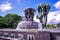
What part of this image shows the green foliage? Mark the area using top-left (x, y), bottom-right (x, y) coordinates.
top-left (0, 14), bottom-right (22, 29)
top-left (46, 24), bottom-right (57, 29)
top-left (0, 16), bottom-right (7, 28)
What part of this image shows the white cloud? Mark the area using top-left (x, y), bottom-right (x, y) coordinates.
top-left (53, 1), bottom-right (60, 9)
top-left (0, 3), bottom-right (12, 12)
top-left (33, 16), bottom-right (40, 22)
top-left (47, 10), bottom-right (60, 24)
top-left (33, 10), bottom-right (60, 24)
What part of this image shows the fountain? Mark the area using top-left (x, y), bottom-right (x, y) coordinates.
top-left (16, 8), bottom-right (39, 29)
top-left (16, 3), bottom-right (50, 30)
top-left (1, 3), bottom-right (60, 40)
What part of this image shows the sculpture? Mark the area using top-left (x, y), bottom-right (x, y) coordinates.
top-left (24, 8), bottom-right (36, 21)
top-left (16, 8), bottom-right (38, 29)
top-left (37, 3), bottom-right (50, 29)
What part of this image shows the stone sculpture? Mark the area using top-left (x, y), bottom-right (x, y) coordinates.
top-left (16, 8), bottom-right (38, 29)
top-left (37, 3), bottom-right (50, 29)
top-left (24, 8), bottom-right (35, 21)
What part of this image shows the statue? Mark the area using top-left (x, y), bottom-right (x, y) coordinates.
top-left (24, 8), bottom-right (36, 21)
top-left (37, 3), bottom-right (50, 29)
top-left (16, 8), bottom-right (38, 29)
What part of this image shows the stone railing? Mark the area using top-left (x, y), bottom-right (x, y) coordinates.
top-left (0, 29), bottom-right (60, 40)
top-left (0, 29), bottom-right (50, 40)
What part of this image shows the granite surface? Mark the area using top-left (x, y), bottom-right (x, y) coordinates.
top-left (16, 21), bottom-right (38, 29)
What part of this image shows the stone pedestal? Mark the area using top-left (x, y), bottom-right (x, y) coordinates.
top-left (0, 29), bottom-right (50, 40)
top-left (38, 30), bottom-right (50, 40)
top-left (16, 21), bottom-right (38, 29)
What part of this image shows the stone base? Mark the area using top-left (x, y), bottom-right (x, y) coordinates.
top-left (16, 21), bottom-right (38, 29)
top-left (0, 29), bottom-right (50, 40)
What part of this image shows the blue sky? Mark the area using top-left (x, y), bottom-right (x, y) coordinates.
top-left (0, 0), bottom-right (60, 24)
top-left (0, 0), bottom-right (58, 16)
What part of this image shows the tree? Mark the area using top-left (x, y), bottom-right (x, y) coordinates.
top-left (0, 16), bottom-right (7, 28)
top-left (4, 14), bottom-right (22, 28)
top-left (0, 14), bottom-right (22, 29)
top-left (46, 24), bottom-right (57, 29)
top-left (0, 16), bottom-right (2, 18)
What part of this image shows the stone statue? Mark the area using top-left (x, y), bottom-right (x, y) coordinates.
top-left (37, 3), bottom-right (50, 29)
top-left (16, 8), bottom-right (38, 29)
top-left (24, 8), bottom-right (36, 21)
